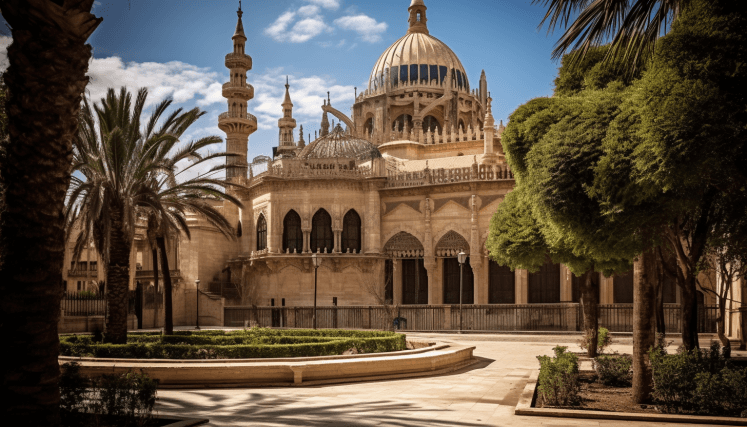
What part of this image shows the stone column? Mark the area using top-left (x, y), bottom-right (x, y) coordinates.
top-left (473, 256), bottom-right (488, 304)
top-left (302, 229), bottom-right (311, 254)
top-left (560, 264), bottom-right (574, 302)
top-left (393, 259), bottom-right (403, 305)
top-left (515, 269), bottom-right (528, 304)
top-left (365, 184), bottom-right (382, 254)
top-left (425, 256), bottom-right (438, 305)
top-left (332, 229), bottom-right (342, 253)
top-left (600, 275), bottom-right (614, 305)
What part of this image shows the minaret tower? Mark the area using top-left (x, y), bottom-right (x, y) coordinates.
top-left (479, 70), bottom-right (488, 111)
top-left (408, 0), bottom-right (429, 35)
top-left (218, 2), bottom-right (257, 180)
top-left (276, 77), bottom-right (297, 156)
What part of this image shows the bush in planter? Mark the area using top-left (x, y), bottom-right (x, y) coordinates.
top-left (579, 327), bottom-right (612, 355)
top-left (592, 353), bottom-right (632, 386)
top-left (60, 362), bottom-right (158, 427)
top-left (649, 342), bottom-right (747, 416)
top-left (537, 346), bottom-right (580, 406)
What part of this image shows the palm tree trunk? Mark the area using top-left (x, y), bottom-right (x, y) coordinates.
top-left (580, 269), bottom-right (599, 357)
top-left (0, 1), bottom-right (100, 424)
top-left (106, 205), bottom-right (132, 344)
top-left (157, 236), bottom-right (174, 335)
top-left (151, 245), bottom-right (159, 328)
top-left (633, 249), bottom-right (657, 404)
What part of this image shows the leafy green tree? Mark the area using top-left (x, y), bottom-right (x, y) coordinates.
top-left (0, 1), bottom-right (101, 425)
top-left (66, 87), bottom-right (240, 343)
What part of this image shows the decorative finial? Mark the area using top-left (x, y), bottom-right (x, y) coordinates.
top-left (327, 91), bottom-right (331, 104)
top-left (286, 75), bottom-right (289, 87)
top-left (238, 0), bottom-right (243, 18)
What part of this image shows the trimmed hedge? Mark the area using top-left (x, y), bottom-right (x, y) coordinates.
top-left (60, 329), bottom-right (407, 360)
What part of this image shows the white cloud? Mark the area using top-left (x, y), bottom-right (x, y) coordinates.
top-left (304, 0), bottom-right (340, 10)
top-left (85, 56), bottom-right (224, 108)
top-left (264, 8), bottom-right (331, 43)
top-left (334, 15), bottom-right (387, 43)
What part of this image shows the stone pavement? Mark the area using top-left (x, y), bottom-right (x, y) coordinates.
top-left (155, 333), bottom-right (736, 426)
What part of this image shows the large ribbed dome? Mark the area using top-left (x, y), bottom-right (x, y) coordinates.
top-left (368, 32), bottom-right (469, 92)
top-left (300, 124), bottom-right (382, 161)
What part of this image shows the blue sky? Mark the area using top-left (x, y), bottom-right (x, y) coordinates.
top-left (0, 0), bottom-right (562, 171)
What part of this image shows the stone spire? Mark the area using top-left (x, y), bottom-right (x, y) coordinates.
top-left (298, 125), bottom-right (306, 148)
top-left (408, 0), bottom-right (429, 35)
top-left (483, 95), bottom-right (497, 160)
top-left (218, 2), bottom-right (256, 180)
top-left (277, 76), bottom-right (297, 154)
top-left (320, 106), bottom-right (330, 137)
top-left (479, 70), bottom-right (488, 111)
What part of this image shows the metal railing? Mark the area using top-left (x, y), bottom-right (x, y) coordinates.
top-left (225, 303), bottom-right (720, 333)
top-left (61, 291), bottom-right (106, 316)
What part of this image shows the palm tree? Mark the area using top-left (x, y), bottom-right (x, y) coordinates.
top-left (535, 0), bottom-right (683, 65)
top-left (66, 87), bottom-right (238, 343)
top-left (142, 135), bottom-right (242, 335)
top-left (0, 1), bottom-right (101, 424)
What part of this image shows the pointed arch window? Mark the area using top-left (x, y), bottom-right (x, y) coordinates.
top-left (310, 209), bottom-right (333, 253)
top-left (283, 210), bottom-right (303, 253)
top-left (256, 215), bottom-right (267, 251)
top-left (342, 210), bottom-right (361, 253)
top-left (236, 221), bottom-right (243, 238)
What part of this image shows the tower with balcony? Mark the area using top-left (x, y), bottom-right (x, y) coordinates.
top-left (275, 77), bottom-right (297, 157)
top-left (219, 3), bottom-right (257, 180)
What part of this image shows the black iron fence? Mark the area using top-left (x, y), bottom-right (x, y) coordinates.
top-left (61, 291), bottom-right (138, 317)
top-left (225, 303), bottom-right (719, 333)
top-left (61, 291), bottom-right (106, 316)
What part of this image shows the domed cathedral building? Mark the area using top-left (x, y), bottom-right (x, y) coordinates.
top-left (157, 1), bottom-right (700, 323)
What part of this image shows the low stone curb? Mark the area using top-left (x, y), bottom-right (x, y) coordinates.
top-left (61, 343), bottom-right (476, 389)
top-left (515, 369), bottom-right (747, 426)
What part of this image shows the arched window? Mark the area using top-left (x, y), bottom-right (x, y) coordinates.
top-left (341, 210), bottom-right (361, 253)
top-left (256, 215), bottom-right (267, 251)
top-left (310, 209), bottom-right (333, 253)
top-left (363, 118), bottom-right (374, 136)
top-left (422, 115), bottom-right (442, 134)
top-left (528, 258), bottom-right (560, 303)
top-left (458, 119), bottom-right (466, 131)
top-left (283, 210), bottom-right (303, 253)
top-left (236, 221), bottom-right (243, 238)
top-left (393, 114), bottom-right (413, 132)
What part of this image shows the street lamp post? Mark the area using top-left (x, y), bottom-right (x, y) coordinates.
top-left (311, 253), bottom-right (321, 329)
top-left (195, 279), bottom-right (201, 330)
top-left (457, 251), bottom-right (467, 333)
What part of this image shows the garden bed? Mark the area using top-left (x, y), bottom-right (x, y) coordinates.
top-left (60, 329), bottom-right (406, 359)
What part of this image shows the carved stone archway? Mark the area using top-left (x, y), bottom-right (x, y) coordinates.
top-left (435, 230), bottom-right (469, 257)
top-left (384, 231), bottom-right (424, 258)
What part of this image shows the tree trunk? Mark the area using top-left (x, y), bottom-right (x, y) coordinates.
top-left (150, 245), bottom-right (159, 328)
top-left (0, 1), bottom-right (100, 424)
top-left (654, 255), bottom-right (666, 335)
top-left (680, 275), bottom-right (700, 350)
top-left (106, 205), bottom-right (132, 344)
top-left (157, 236), bottom-right (174, 335)
top-left (717, 293), bottom-right (730, 351)
top-left (741, 277), bottom-right (747, 351)
top-left (633, 249), bottom-right (657, 404)
top-left (580, 270), bottom-right (599, 357)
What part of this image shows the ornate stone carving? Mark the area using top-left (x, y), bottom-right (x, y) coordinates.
top-left (383, 232), bottom-right (424, 258)
top-left (435, 230), bottom-right (470, 257)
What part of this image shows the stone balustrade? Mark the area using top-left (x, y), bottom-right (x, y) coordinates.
top-left (385, 162), bottom-right (513, 188)
top-left (219, 111), bottom-right (257, 122)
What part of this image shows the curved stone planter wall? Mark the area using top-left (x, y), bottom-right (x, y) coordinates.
top-left (59, 343), bottom-right (476, 388)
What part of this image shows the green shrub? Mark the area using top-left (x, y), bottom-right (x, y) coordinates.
top-left (537, 346), bottom-right (580, 406)
top-left (649, 342), bottom-right (747, 416)
top-left (579, 327), bottom-right (612, 354)
top-left (59, 329), bottom-right (407, 359)
top-left (593, 354), bottom-right (632, 386)
top-left (60, 362), bottom-right (158, 427)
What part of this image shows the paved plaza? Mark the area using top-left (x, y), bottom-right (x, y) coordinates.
top-left (156, 333), bottom-right (739, 426)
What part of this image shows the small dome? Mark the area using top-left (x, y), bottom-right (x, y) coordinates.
top-left (299, 124), bottom-right (382, 161)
